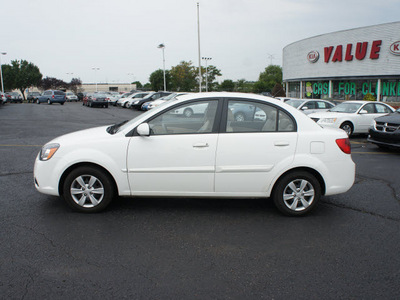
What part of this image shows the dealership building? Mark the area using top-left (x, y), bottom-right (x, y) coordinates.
top-left (282, 21), bottom-right (400, 103)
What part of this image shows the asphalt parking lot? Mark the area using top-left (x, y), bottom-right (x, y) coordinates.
top-left (1, 102), bottom-right (399, 299)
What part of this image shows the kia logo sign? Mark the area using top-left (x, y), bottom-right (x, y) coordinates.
top-left (307, 51), bottom-right (319, 63)
top-left (390, 41), bottom-right (400, 55)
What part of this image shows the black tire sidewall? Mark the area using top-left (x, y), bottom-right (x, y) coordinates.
top-left (272, 171), bottom-right (321, 216)
top-left (62, 166), bottom-right (115, 213)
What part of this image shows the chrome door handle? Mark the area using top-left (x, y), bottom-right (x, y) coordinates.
top-left (193, 143), bottom-right (209, 148)
top-left (274, 141), bottom-right (290, 146)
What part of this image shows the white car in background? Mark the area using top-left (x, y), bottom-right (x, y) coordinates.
top-left (285, 99), bottom-right (336, 115)
top-left (116, 92), bottom-right (134, 106)
top-left (66, 92), bottom-right (79, 102)
top-left (308, 101), bottom-right (395, 136)
top-left (34, 92), bottom-right (355, 216)
top-left (124, 92), bottom-right (151, 108)
top-left (145, 92), bottom-right (188, 110)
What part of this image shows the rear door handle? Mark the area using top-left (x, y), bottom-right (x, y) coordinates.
top-left (193, 143), bottom-right (209, 148)
top-left (274, 141), bottom-right (290, 147)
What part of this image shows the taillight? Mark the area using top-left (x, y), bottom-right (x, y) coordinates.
top-left (52, 95), bottom-right (55, 99)
top-left (336, 138), bottom-right (351, 154)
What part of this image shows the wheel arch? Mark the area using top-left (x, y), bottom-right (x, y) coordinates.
top-left (271, 167), bottom-right (326, 196)
top-left (58, 162), bottom-right (119, 197)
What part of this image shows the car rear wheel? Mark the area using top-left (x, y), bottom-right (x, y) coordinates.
top-left (36, 99), bottom-right (40, 104)
top-left (62, 166), bottom-right (115, 213)
top-left (272, 171), bottom-right (321, 216)
top-left (47, 99), bottom-right (52, 105)
top-left (340, 122), bottom-right (353, 136)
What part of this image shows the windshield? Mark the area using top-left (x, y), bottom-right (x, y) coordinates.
top-left (330, 102), bottom-right (362, 113)
top-left (161, 93), bottom-right (178, 101)
top-left (286, 99), bottom-right (304, 108)
top-left (115, 109), bottom-right (155, 134)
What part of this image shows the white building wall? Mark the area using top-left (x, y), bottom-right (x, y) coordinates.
top-left (283, 22), bottom-right (400, 81)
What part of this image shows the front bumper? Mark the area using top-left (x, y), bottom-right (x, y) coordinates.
top-left (368, 128), bottom-right (400, 149)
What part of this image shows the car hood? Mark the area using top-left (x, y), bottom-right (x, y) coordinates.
top-left (374, 112), bottom-right (400, 123)
top-left (308, 111), bottom-right (354, 118)
top-left (48, 126), bottom-right (111, 145)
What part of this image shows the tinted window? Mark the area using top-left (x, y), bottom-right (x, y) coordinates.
top-left (54, 91), bottom-right (65, 96)
top-left (362, 103), bottom-right (375, 114)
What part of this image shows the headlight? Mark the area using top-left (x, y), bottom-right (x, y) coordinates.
top-left (319, 118), bottom-right (337, 124)
top-left (40, 143), bottom-right (60, 161)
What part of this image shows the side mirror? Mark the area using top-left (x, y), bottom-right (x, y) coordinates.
top-left (359, 109), bottom-right (368, 114)
top-left (136, 123), bottom-right (150, 136)
top-left (301, 106), bottom-right (309, 110)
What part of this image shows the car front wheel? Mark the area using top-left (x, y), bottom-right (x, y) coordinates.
top-left (340, 122), bottom-right (353, 136)
top-left (62, 166), bottom-right (115, 213)
top-left (272, 171), bottom-right (321, 216)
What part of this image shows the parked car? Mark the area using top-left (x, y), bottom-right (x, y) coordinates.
top-left (130, 92), bottom-right (171, 110)
top-left (122, 92), bottom-right (150, 108)
top-left (6, 92), bottom-right (22, 103)
top-left (105, 93), bottom-right (122, 106)
top-left (285, 99), bottom-right (336, 115)
top-left (143, 93), bottom-right (188, 110)
top-left (34, 92), bottom-right (355, 216)
top-left (66, 92), bottom-right (79, 102)
top-left (77, 93), bottom-right (85, 101)
top-left (84, 93), bottom-right (109, 108)
top-left (0, 92), bottom-right (4, 105)
top-left (308, 101), bottom-right (395, 136)
top-left (115, 92), bottom-right (134, 106)
top-left (27, 92), bottom-right (41, 103)
top-left (36, 90), bottom-right (66, 105)
top-left (367, 108), bottom-right (400, 149)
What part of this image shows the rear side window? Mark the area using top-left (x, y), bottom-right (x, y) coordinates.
top-left (375, 104), bottom-right (392, 113)
top-left (226, 100), bottom-right (296, 133)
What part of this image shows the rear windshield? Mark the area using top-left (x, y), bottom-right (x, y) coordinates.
top-left (55, 91), bottom-right (65, 96)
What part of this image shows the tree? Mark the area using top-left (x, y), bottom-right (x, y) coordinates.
top-left (234, 79), bottom-right (255, 93)
top-left (3, 60), bottom-right (42, 100)
top-left (170, 61), bottom-right (197, 91)
top-left (195, 65), bottom-right (222, 91)
top-left (149, 69), bottom-right (171, 91)
top-left (40, 77), bottom-right (68, 91)
top-left (219, 79), bottom-right (235, 92)
top-left (271, 83), bottom-right (286, 97)
top-left (133, 81), bottom-right (142, 89)
top-left (69, 78), bottom-right (82, 94)
top-left (254, 65), bottom-right (282, 93)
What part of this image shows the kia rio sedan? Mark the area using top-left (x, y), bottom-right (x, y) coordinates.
top-left (34, 92), bottom-right (355, 216)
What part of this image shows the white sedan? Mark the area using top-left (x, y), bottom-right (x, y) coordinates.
top-left (285, 99), bottom-right (335, 115)
top-left (34, 92), bottom-right (355, 216)
top-left (308, 101), bottom-right (395, 136)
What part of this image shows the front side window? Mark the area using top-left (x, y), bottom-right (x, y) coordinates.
top-left (148, 100), bottom-right (219, 135)
top-left (226, 100), bottom-right (295, 133)
top-left (362, 103), bottom-right (375, 114)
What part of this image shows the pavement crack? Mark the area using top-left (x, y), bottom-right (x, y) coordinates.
top-left (322, 200), bottom-right (400, 222)
top-left (355, 174), bottom-right (400, 204)
top-left (0, 171), bottom-right (33, 177)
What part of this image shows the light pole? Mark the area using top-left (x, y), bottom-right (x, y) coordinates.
top-left (0, 52), bottom-right (7, 94)
top-left (157, 44), bottom-right (166, 91)
top-left (197, 2), bottom-right (202, 92)
top-left (92, 68), bottom-right (99, 92)
top-left (202, 57), bottom-right (212, 92)
top-left (128, 73), bottom-right (134, 91)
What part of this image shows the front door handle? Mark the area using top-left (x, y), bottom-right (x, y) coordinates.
top-left (193, 143), bottom-right (209, 148)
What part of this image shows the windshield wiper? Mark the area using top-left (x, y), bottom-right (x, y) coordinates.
top-left (107, 120), bottom-right (129, 134)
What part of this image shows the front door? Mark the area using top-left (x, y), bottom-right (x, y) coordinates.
top-left (127, 99), bottom-right (221, 196)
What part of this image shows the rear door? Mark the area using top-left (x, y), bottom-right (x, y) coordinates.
top-left (215, 98), bottom-right (298, 196)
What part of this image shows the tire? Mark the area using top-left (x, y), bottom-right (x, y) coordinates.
top-left (183, 108), bottom-right (193, 118)
top-left (340, 122), bottom-right (353, 137)
top-left (234, 112), bottom-right (245, 122)
top-left (37, 99), bottom-right (40, 104)
top-left (61, 102), bottom-right (64, 105)
top-left (47, 99), bottom-right (52, 105)
top-left (62, 166), bottom-right (115, 213)
top-left (272, 171), bottom-right (321, 216)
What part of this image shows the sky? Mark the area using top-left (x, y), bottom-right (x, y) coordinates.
top-left (1, 0), bottom-right (400, 85)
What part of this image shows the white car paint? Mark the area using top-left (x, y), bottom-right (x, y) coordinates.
top-left (308, 101), bottom-right (395, 135)
top-left (34, 92), bottom-right (355, 215)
